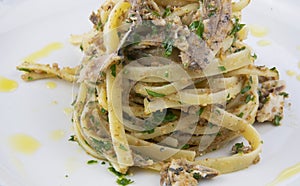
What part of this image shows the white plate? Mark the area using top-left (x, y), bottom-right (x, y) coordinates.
top-left (1, 0), bottom-right (300, 185)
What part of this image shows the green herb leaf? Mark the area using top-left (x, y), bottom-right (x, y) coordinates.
top-left (110, 64), bottom-right (117, 77)
top-left (279, 92), bottom-right (289, 98)
top-left (237, 112), bottom-right (244, 118)
top-left (18, 68), bottom-right (32, 73)
top-left (163, 111), bottom-right (177, 122)
top-left (273, 115), bottom-right (282, 126)
top-left (152, 11), bottom-right (160, 17)
top-left (163, 7), bottom-right (172, 17)
top-left (235, 46), bottom-right (246, 53)
top-left (241, 85), bottom-right (251, 94)
top-left (193, 172), bottom-right (201, 180)
top-left (197, 108), bottom-right (204, 116)
top-left (181, 144), bottom-right (190, 150)
top-left (145, 89), bottom-right (166, 97)
top-left (162, 38), bottom-right (174, 57)
top-left (189, 21), bottom-right (204, 39)
top-left (143, 128), bottom-right (155, 134)
top-left (233, 142), bottom-right (245, 153)
top-left (68, 135), bottom-right (76, 142)
top-left (251, 53), bottom-right (258, 60)
top-left (119, 144), bottom-right (128, 151)
top-left (245, 94), bottom-right (254, 103)
top-left (87, 160), bottom-right (98, 165)
top-left (80, 44), bottom-right (84, 51)
top-left (218, 66), bottom-right (227, 71)
top-left (108, 166), bottom-right (127, 177)
top-left (230, 17), bottom-right (245, 36)
top-left (96, 21), bottom-right (103, 31)
top-left (116, 177), bottom-right (134, 186)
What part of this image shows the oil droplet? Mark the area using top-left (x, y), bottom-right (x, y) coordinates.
top-left (286, 70), bottom-right (297, 77)
top-left (249, 25), bottom-right (269, 37)
top-left (49, 130), bottom-right (65, 141)
top-left (46, 81), bottom-right (57, 89)
top-left (64, 107), bottom-right (73, 116)
top-left (297, 75), bottom-right (300, 81)
top-left (9, 134), bottom-right (41, 154)
top-left (257, 40), bottom-right (271, 47)
top-left (51, 100), bottom-right (58, 105)
top-left (267, 162), bottom-right (300, 186)
top-left (0, 76), bottom-right (18, 92)
top-left (23, 42), bottom-right (64, 63)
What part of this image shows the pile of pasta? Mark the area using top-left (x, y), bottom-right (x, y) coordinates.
top-left (17, 0), bottom-right (287, 184)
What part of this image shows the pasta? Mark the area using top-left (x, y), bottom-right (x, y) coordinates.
top-left (17, 0), bottom-right (288, 185)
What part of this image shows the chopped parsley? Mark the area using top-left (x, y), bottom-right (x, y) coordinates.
top-left (119, 144), bottom-right (128, 151)
top-left (273, 115), bottom-right (282, 126)
top-left (68, 135), bottom-right (76, 142)
top-left (162, 38), bottom-right (174, 57)
top-left (143, 128), bottom-right (155, 134)
top-left (237, 112), bottom-right (244, 118)
top-left (251, 53), bottom-right (258, 60)
top-left (145, 89), bottom-right (166, 97)
top-left (197, 107), bottom-right (204, 116)
top-left (116, 177), bottom-right (134, 186)
top-left (101, 108), bottom-right (107, 113)
top-left (279, 92), bottom-right (289, 98)
top-left (232, 142), bottom-right (245, 153)
top-left (163, 111), bottom-right (177, 122)
top-left (181, 144), bottom-right (190, 150)
top-left (193, 172), bottom-right (201, 180)
top-left (18, 68), bottom-right (32, 73)
top-left (152, 11), bottom-right (160, 17)
top-left (80, 44), bottom-right (83, 51)
top-left (96, 21), bottom-right (103, 31)
top-left (110, 64), bottom-right (117, 77)
top-left (108, 166), bottom-right (133, 186)
top-left (241, 85), bottom-right (251, 94)
top-left (189, 21), bottom-right (205, 39)
top-left (163, 7), bottom-right (172, 17)
top-left (87, 160), bottom-right (98, 165)
top-left (108, 166), bottom-right (127, 177)
top-left (218, 66), bottom-right (227, 71)
top-left (235, 46), bottom-right (246, 53)
top-left (245, 94), bottom-right (254, 103)
top-left (270, 67), bottom-right (277, 71)
top-left (230, 17), bottom-right (245, 36)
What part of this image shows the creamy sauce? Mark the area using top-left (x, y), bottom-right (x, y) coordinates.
top-left (46, 81), bottom-right (57, 89)
top-left (257, 40), bottom-right (271, 47)
top-left (64, 107), bottom-right (73, 116)
top-left (49, 130), bottom-right (65, 141)
top-left (267, 162), bottom-right (300, 186)
top-left (0, 76), bottom-right (18, 92)
top-left (9, 134), bottom-right (41, 154)
top-left (23, 42), bottom-right (63, 63)
top-left (286, 70), bottom-right (297, 77)
top-left (249, 25), bottom-right (269, 37)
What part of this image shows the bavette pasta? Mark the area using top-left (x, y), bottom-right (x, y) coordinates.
top-left (17, 0), bottom-right (288, 185)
